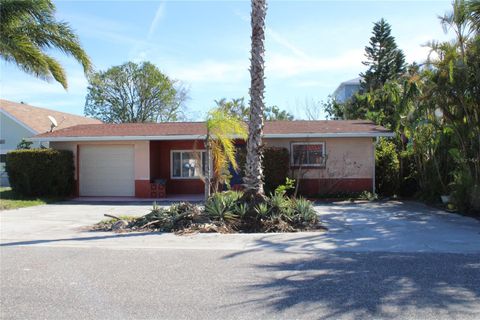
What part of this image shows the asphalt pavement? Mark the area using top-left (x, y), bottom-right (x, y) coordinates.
top-left (1, 200), bottom-right (479, 319)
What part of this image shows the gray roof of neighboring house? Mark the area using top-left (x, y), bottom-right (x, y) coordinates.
top-left (333, 77), bottom-right (362, 100)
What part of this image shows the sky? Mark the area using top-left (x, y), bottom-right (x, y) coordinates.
top-left (0, 0), bottom-right (453, 120)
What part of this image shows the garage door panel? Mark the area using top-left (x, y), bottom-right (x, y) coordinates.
top-left (79, 145), bottom-right (135, 196)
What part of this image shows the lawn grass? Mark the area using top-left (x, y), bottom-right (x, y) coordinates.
top-left (0, 187), bottom-right (64, 211)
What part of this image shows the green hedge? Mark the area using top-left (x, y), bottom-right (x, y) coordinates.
top-left (263, 147), bottom-right (290, 194)
top-left (6, 149), bottom-right (74, 197)
top-left (375, 138), bottom-right (399, 196)
top-left (236, 146), bottom-right (290, 194)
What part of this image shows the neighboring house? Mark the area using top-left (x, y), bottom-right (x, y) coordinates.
top-left (333, 77), bottom-right (362, 103)
top-left (30, 120), bottom-right (393, 198)
top-left (0, 99), bottom-right (102, 186)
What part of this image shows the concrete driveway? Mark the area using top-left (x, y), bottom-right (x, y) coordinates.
top-left (1, 201), bottom-right (480, 320)
top-left (1, 200), bottom-right (479, 253)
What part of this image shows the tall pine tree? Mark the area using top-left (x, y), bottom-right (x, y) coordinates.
top-left (360, 19), bottom-right (406, 91)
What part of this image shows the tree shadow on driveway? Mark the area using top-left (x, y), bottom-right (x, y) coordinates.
top-left (222, 201), bottom-right (480, 318)
top-left (224, 201), bottom-right (480, 259)
top-left (0, 232), bottom-right (158, 247)
top-left (231, 251), bottom-right (480, 319)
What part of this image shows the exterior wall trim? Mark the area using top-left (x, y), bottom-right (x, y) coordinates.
top-left (29, 132), bottom-right (394, 142)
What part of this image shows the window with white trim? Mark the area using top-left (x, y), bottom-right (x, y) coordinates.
top-left (291, 142), bottom-right (326, 166)
top-left (171, 150), bottom-right (206, 178)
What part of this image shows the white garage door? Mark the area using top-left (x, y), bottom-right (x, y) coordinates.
top-left (79, 145), bottom-right (135, 196)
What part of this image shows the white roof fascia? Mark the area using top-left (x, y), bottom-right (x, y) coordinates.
top-left (28, 131), bottom-right (394, 142)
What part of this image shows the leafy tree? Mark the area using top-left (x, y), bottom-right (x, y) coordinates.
top-left (360, 18), bottom-right (406, 92)
top-left (85, 61), bottom-right (187, 123)
top-left (215, 98), bottom-right (249, 120)
top-left (264, 105), bottom-right (294, 121)
top-left (422, 35), bottom-right (480, 211)
top-left (0, 0), bottom-right (91, 89)
top-left (204, 108), bottom-right (247, 198)
top-left (321, 96), bottom-right (346, 120)
top-left (244, 0), bottom-right (267, 199)
top-left (215, 98), bottom-right (293, 121)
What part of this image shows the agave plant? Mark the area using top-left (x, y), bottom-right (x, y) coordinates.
top-left (254, 202), bottom-right (270, 218)
top-left (292, 198), bottom-right (318, 225)
top-left (234, 202), bottom-right (249, 219)
top-left (204, 193), bottom-right (239, 222)
top-left (268, 192), bottom-right (293, 217)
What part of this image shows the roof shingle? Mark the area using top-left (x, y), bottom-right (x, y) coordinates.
top-left (33, 120), bottom-right (391, 139)
top-left (0, 99), bottom-right (102, 133)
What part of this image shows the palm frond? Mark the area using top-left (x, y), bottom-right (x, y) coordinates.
top-left (0, 0), bottom-right (91, 88)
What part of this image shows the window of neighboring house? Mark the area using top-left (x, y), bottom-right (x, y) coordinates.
top-left (0, 154), bottom-right (6, 173)
top-left (171, 150), bottom-right (206, 179)
top-left (291, 142), bottom-right (326, 167)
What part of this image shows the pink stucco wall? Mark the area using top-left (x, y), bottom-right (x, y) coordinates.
top-left (51, 136), bottom-right (375, 197)
top-left (264, 137), bottom-right (374, 179)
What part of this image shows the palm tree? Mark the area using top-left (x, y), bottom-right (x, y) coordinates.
top-left (439, 0), bottom-right (475, 57)
top-left (243, 0), bottom-right (267, 199)
top-left (204, 108), bottom-right (247, 198)
top-left (469, 0), bottom-right (480, 30)
top-left (0, 0), bottom-right (91, 89)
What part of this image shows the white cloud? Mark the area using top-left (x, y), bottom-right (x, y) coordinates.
top-left (148, 2), bottom-right (166, 39)
top-left (292, 80), bottom-right (332, 88)
top-left (235, 9), bottom-right (309, 60)
top-left (170, 60), bottom-right (248, 84)
top-left (266, 49), bottom-right (364, 78)
top-left (1, 75), bottom-right (87, 96)
top-left (398, 34), bottom-right (448, 64)
top-left (266, 27), bottom-right (309, 60)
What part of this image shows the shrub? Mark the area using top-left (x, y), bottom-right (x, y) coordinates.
top-left (358, 190), bottom-right (378, 201)
top-left (375, 138), bottom-right (399, 196)
top-left (6, 149), bottom-right (74, 197)
top-left (236, 146), bottom-right (290, 193)
top-left (263, 147), bottom-right (290, 193)
top-left (94, 191), bottom-right (323, 233)
top-left (450, 167), bottom-right (479, 214)
top-left (274, 177), bottom-right (295, 196)
top-left (16, 139), bottom-right (33, 150)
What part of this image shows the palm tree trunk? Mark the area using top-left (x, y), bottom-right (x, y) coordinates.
top-left (244, 0), bottom-right (267, 198)
top-left (204, 134), bottom-right (211, 200)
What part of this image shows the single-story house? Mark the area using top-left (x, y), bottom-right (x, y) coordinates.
top-left (0, 99), bottom-right (102, 186)
top-left (30, 120), bottom-right (393, 198)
